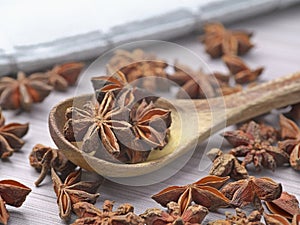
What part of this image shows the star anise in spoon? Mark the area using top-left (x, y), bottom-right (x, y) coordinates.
top-left (0, 71), bottom-right (52, 111)
top-left (152, 175), bottom-right (230, 213)
top-left (221, 176), bottom-right (282, 211)
top-left (200, 23), bottom-right (254, 58)
top-left (47, 62), bottom-right (84, 91)
top-left (141, 201), bottom-right (208, 225)
top-left (223, 55), bottom-right (264, 84)
top-left (0, 179), bottom-right (31, 225)
top-left (63, 91), bottom-right (132, 160)
top-left (223, 121), bottom-right (289, 170)
top-left (51, 168), bottom-right (101, 221)
top-left (0, 110), bottom-right (29, 159)
top-left (29, 144), bottom-right (76, 186)
top-left (72, 200), bottom-right (144, 225)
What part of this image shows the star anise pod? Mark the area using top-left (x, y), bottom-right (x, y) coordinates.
top-left (72, 200), bottom-right (144, 225)
top-left (47, 62), bottom-right (84, 91)
top-left (265, 191), bottom-right (300, 220)
top-left (263, 213), bottom-right (292, 225)
top-left (168, 61), bottom-right (241, 99)
top-left (223, 55), bottom-right (264, 84)
top-left (278, 114), bottom-right (300, 170)
top-left (0, 71), bottom-right (52, 111)
top-left (91, 70), bottom-right (129, 101)
top-left (107, 49), bottom-right (169, 92)
top-left (221, 176), bottom-right (282, 211)
top-left (208, 208), bottom-right (263, 225)
top-left (141, 201), bottom-right (208, 225)
top-left (223, 121), bottom-right (289, 170)
top-left (0, 110), bottom-right (29, 159)
top-left (200, 23), bottom-right (254, 58)
top-left (0, 180), bottom-right (31, 225)
top-left (63, 91), bottom-right (132, 160)
top-left (51, 168), bottom-right (100, 221)
top-left (152, 175), bottom-right (230, 213)
top-left (29, 144), bottom-right (77, 187)
top-left (207, 148), bottom-right (248, 180)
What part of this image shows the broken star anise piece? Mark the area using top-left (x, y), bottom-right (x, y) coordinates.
top-left (263, 213), bottom-right (291, 225)
top-left (107, 49), bottom-right (170, 92)
top-left (0, 110), bottom-right (29, 159)
top-left (0, 71), bottom-right (52, 111)
top-left (51, 168), bottom-right (100, 221)
top-left (278, 114), bottom-right (300, 170)
top-left (63, 91), bottom-right (132, 160)
top-left (200, 23), bottom-right (254, 58)
top-left (265, 191), bottom-right (300, 220)
top-left (221, 176), bottom-right (282, 211)
top-left (278, 114), bottom-right (300, 154)
top-left (223, 121), bottom-right (289, 171)
top-left (0, 180), bottom-right (31, 225)
top-left (208, 208), bottom-right (263, 225)
top-left (152, 175), bottom-right (230, 213)
top-left (47, 62), bottom-right (84, 91)
top-left (141, 201), bottom-right (208, 225)
top-left (72, 200), bottom-right (144, 225)
top-left (29, 144), bottom-right (76, 187)
top-left (207, 148), bottom-right (248, 180)
top-left (223, 55), bottom-right (264, 84)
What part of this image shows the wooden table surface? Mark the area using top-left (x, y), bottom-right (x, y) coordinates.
top-left (1, 5), bottom-right (300, 224)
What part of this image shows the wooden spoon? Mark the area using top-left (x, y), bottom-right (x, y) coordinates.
top-left (49, 72), bottom-right (300, 177)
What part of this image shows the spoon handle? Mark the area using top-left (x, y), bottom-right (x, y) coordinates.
top-left (225, 72), bottom-right (300, 125)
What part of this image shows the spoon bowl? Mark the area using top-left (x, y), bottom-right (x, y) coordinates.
top-left (49, 72), bottom-right (300, 177)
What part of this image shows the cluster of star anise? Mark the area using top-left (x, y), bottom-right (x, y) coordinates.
top-left (107, 49), bottom-right (170, 92)
top-left (222, 115), bottom-right (300, 172)
top-left (0, 62), bottom-right (84, 111)
top-left (63, 70), bottom-right (172, 163)
top-left (166, 23), bottom-right (261, 100)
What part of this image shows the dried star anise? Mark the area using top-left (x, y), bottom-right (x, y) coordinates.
top-left (278, 114), bottom-right (300, 168)
top-left (0, 71), bottom-right (52, 111)
top-left (208, 208), bottom-right (263, 225)
top-left (168, 61), bottom-right (241, 99)
top-left (265, 191), bottom-right (300, 220)
top-left (0, 110), bottom-right (29, 159)
top-left (222, 55), bottom-right (264, 84)
top-left (152, 175), bottom-right (230, 213)
top-left (29, 144), bottom-right (76, 187)
top-left (200, 23), bottom-right (254, 58)
top-left (221, 176), bottom-right (282, 211)
top-left (263, 213), bottom-right (291, 225)
top-left (0, 179), bottom-right (31, 225)
top-left (107, 49), bottom-right (170, 92)
top-left (207, 148), bottom-right (248, 180)
top-left (47, 62), bottom-right (84, 91)
top-left (141, 201), bottom-right (208, 225)
top-left (63, 91), bottom-right (132, 159)
top-left (223, 121), bottom-right (289, 170)
top-left (51, 168), bottom-right (100, 220)
top-left (72, 200), bottom-right (144, 225)
top-left (64, 81), bottom-right (171, 163)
